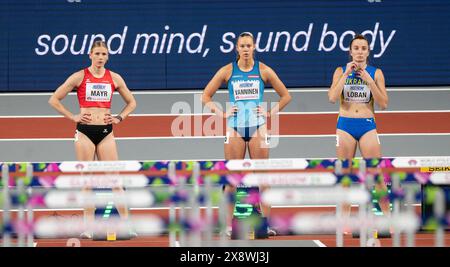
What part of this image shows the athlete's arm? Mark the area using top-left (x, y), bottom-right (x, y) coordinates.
top-left (48, 70), bottom-right (89, 123)
top-left (358, 68), bottom-right (388, 110)
top-left (110, 72), bottom-right (137, 124)
top-left (261, 63), bottom-right (291, 117)
top-left (328, 62), bottom-right (356, 104)
top-left (201, 64), bottom-right (236, 118)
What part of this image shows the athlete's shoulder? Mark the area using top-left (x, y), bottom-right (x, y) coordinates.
top-left (108, 69), bottom-right (121, 79)
top-left (108, 69), bottom-right (124, 83)
top-left (258, 61), bottom-right (269, 70)
top-left (65, 69), bottom-right (85, 89)
top-left (107, 70), bottom-right (125, 89)
top-left (259, 61), bottom-right (275, 75)
top-left (334, 66), bottom-right (344, 74)
top-left (73, 69), bottom-right (85, 76)
top-left (70, 69), bottom-right (86, 81)
top-left (222, 63), bottom-right (233, 71)
top-left (371, 65), bottom-right (382, 72)
top-left (365, 65), bottom-right (380, 76)
top-left (218, 63), bottom-right (233, 76)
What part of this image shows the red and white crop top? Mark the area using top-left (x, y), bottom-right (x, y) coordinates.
top-left (77, 68), bottom-right (115, 108)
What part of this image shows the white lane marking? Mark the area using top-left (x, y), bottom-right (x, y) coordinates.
top-left (1, 133), bottom-right (450, 141)
top-left (1, 110), bottom-right (450, 118)
top-left (1, 86), bottom-right (450, 96)
top-left (313, 240), bottom-right (327, 247)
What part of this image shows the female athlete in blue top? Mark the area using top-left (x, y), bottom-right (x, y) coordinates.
top-left (202, 32), bottom-right (291, 236)
top-left (328, 34), bottom-right (391, 227)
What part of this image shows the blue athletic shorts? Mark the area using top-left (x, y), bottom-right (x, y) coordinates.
top-left (336, 116), bottom-right (377, 141)
top-left (232, 125), bottom-right (261, 142)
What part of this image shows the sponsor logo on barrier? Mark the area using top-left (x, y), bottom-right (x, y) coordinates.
top-left (392, 157), bottom-right (450, 168)
top-left (75, 163), bottom-right (85, 170)
top-left (44, 190), bottom-right (154, 208)
top-left (243, 172), bottom-right (337, 186)
top-left (226, 158), bottom-right (308, 170)
top-left (54, 174), bottom-right (149, 188)
top-left (59, 161), bottom-right (142, 172)
top-left (262, 187), bottom-right (370, 206)
top-left (420, 167), bottom-right (450, 173)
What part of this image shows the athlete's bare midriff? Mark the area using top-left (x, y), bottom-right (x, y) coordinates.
top-left (80, 107), bottom-right (111, 125)
top-left (339, 102), bottom-right (374, 118)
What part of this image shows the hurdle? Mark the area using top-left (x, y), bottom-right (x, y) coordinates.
top-left (1, 157), bottom-right (449, 247)
top-left (1, 163), bottom-right (11, 247)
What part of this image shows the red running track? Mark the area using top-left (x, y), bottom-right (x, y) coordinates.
top-left (1, 207), bottom-right (448, 247)
top-left (1, 112), bottom-right (450, 138)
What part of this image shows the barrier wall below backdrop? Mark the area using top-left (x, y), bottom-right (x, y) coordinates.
top-left (1, 0), bottom-right (449, 92)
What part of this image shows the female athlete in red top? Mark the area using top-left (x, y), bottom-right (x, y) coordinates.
top-left (48, 40), bottom-right (137, 239)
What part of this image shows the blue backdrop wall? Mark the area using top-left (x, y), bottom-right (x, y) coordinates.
top-left (1, 0), bottom-right (449, 91)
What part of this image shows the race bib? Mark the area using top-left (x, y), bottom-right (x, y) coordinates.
top-left (232, 80), bottom-right (260, 101)
top-left (343, 84), bottom-right (371, 103)
top-left (85, 83), bottom-right (112, 102)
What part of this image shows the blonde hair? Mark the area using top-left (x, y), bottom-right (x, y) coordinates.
top-left (90, 40), bottom-right (108, 54)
